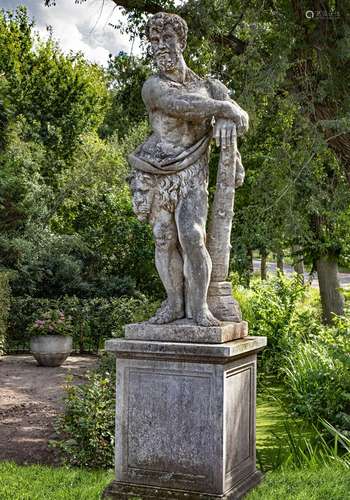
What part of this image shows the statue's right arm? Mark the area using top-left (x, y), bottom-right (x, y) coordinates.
top-left (142, 77), bottom-right (239, 122)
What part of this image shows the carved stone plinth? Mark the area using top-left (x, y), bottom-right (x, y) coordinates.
top-left (103, 335), bottom-right (266, 499)
top-left (125, 319), bottom-right (247, 343)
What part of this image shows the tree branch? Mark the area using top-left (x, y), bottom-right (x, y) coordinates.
top-left (44, 0), bottom-right (248, 54)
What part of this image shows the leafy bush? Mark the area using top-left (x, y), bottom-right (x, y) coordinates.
top-left (283, 316), bottom-right (350, 433)
top-left (0, 271), bottom-right (11, 355)
top-left (237, 273), bottom-right (306, 372)
top-left (6, 295), bottom-right (158, 353)
top-left (52, 355), bottom-right (115, 468)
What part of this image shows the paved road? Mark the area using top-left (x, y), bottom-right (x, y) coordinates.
top-left (253, 260), bottom-right (350, 289)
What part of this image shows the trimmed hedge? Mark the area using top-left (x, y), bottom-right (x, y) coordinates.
top-left (0, 271), bottom-right (11, 355)
top-left (6, 295), bottom-right (158, 353)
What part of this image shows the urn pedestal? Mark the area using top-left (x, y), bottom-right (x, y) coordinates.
top-left (103, 331), bottom-right (266, 499)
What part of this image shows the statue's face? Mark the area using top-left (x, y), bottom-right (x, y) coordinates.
top-left (149, 24), bottom-right (183, 72)
top-left (131, 178), bottom-right (154, 222)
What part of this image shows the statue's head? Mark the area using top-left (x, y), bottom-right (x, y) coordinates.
top-left (145, 12), bottom-right (188, 72)
top-left (129, 170), bottom-right (156, 222)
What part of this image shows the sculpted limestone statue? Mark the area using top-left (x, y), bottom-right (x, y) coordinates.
top-left (129, 12), bottom-right (249, 327)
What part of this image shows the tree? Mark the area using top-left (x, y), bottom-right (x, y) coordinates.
top-left (0, 7), bottom-right (107, 161)
top-left (0, 8), bottom-right (159, 298)
top-left (100, 53), bottom-right (150, 138)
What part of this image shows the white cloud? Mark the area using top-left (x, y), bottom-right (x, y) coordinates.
top-left (0, 0), bottom-right (141, 65)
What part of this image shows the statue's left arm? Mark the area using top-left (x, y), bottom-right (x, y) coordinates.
top-left (207, 79), bottom-right (247, 187)
top-left (207, 79), bottom-right (249, 147)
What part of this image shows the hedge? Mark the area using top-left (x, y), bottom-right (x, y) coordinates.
top-left (6, 295), bottom-right (158, 353)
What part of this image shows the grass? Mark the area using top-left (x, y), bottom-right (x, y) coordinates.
top-left (256, 381), bottom-right (291, 471)
top-left (256, 379), bottom-right (315, 470)
top-left (0, 462), bottom-right (112, 500)
top-left (247, 464), bottom-right (350, 499)
top-left (1, 461), bottom-right (349, 500)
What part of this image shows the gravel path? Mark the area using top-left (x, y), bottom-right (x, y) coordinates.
top-left (0, 354), bottom-right (98, 465)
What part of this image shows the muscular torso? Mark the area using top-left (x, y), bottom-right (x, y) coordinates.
top-left (136, 72), bottom-right (213, 164)
top-left (148, 77), bottom-right (212, 148)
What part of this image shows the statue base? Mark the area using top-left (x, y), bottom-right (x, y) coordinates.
top-left (103, 471), bottom-right (263, 499)
top-left (125, 319), bottom-right (247, 343)
top-left (103, 335), bottom-right (266, 499)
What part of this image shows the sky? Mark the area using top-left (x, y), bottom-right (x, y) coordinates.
top-left (0, 0), bottom-right (141, 66)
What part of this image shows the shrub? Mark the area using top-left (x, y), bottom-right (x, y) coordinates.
top-left (283, 316), bottom-right (350, 433)
top-left (237, 273), bottom-right (306, 373)
top-left (52, 355), bottom-right (115, 468)
top-left (6, 295), bottom-right (158, 353)
top-left (0, 271), bottom-right (11, 355)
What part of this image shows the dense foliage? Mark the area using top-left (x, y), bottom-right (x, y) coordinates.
top-left (7, 295), bottom-right (158, 353)
top-left (283, 317), bottom-right (350, 433)
top-left (236, 272), bottom-right (306, 372)
top-left (0, 7), bottom-right (159, 302)
top-left (0, 271), bottom-right (10, 355)
top-left (235, 274), bottom-right (350, 435)
top-left (29, 309), bottom-right (73, 337)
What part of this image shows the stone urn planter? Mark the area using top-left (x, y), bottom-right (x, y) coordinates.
top-left (30, 335), bottom-right (72, 367)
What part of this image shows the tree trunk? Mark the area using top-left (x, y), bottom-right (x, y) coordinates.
top-left (292, 245), bottom-right (305, 283)
top-left (247, 248), bottom-right (254, 275)
top-left (316, 255), bottom-right (344, 324)
top-left (276, 251), bottom-right (284, 274)
top-left (260, 251), bottom-right (268, 280)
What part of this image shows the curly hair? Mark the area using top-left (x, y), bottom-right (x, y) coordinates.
top-left (145, 12), bottom-right (188, 48)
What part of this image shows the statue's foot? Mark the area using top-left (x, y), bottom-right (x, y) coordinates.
top-left (148, 300), bottom-right (184, 324)
top-left (195, 308), bottom-right (220, 327)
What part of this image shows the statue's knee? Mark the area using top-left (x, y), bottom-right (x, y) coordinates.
top-left (180, 225), bottom-right (205, 248)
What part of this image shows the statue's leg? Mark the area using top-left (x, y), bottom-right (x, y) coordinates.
top-left (175, 181), bottom-right (220, 327)
top-left (148, 208), bottom-right (185, 324)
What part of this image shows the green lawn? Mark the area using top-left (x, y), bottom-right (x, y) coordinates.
top-left (0, 462), bottom-right (112, 500)
top-left (0, 384), bottom-right (348, 499)
top-left (256, 382), bottom-right (290, 471)
top-left (1, 461), bottom-right (349, 500)
top-left (247, 465), bottom-right (350, 500)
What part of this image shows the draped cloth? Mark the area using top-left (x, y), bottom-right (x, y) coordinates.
top-left (128, 132), bottom-right (212, 175)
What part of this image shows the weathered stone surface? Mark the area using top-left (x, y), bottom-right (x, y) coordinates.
top-left (207, 294), bottom-right (242, 323)
top-left (124, 320), bottom-right (248, 343)
top-left (127, 12), bottom-right (249, 328)
top-left (207, 282), bottom-right (234, 296)
top-left (30, 335), bottom-right (72, 367)
top-left (105, 336), bottom-right (266, 362)
top-left (104, 337), bottom-right (266, 498)
top-left (207, 281), bottom-right (242, 322)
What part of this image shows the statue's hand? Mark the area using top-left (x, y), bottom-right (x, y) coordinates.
top-left (219, 102), bottom-right (249, 136)
top-left (234, 108), bottom-right (249, 136)
top-left (213, 118), bottom-right (237, 148)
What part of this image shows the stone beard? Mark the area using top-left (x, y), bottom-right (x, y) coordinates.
top-left (128, 12), bottom-right (248, 327)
